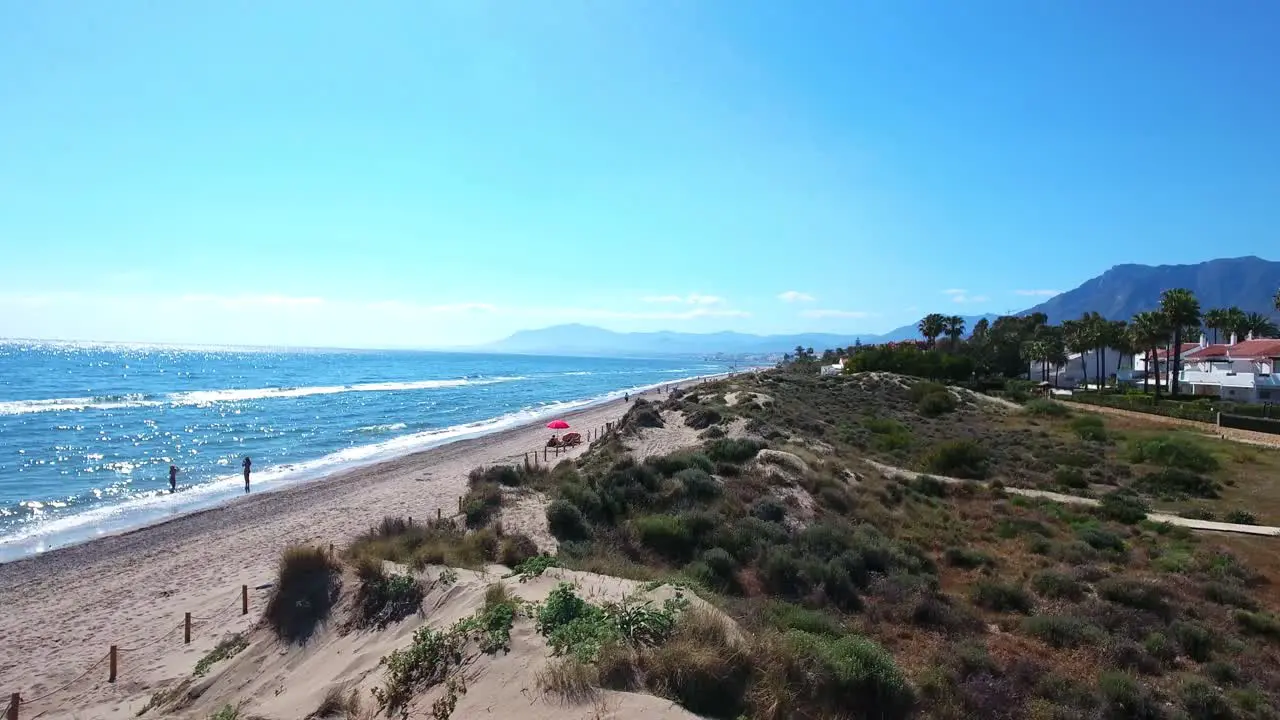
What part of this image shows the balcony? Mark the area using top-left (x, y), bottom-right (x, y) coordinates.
top-left (1178, 369), bottom-right (1262, 389)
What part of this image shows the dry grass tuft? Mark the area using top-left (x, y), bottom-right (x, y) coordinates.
top-left (536, 657), bottom-right (601, 704)
top-left (265, 545), bottom-right (341, 643)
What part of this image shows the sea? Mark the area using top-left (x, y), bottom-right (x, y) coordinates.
top-left (0, 341), bottom-right (731, 562)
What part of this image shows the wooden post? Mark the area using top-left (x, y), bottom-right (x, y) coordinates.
top-left (241, 585), bottom-right (249, 616)
top-left (458, 496), bottom-right (462, 513)
top-left (184, 613), bottom-right (192, 644)
top-left (543, 447), bottom-right (547, 462)
top-left (437, 507), bottom-right (442, 520)
top-left (329, 542), bottom-right (334, 557)
top-left (408, 516), bottom-right (413, 526)
top-left (108, 645), bottom-right (117, 683)
top-left (8, 692), bottom-right (18, 720)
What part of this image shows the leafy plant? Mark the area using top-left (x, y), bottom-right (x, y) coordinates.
top-left (193, 633), bottom-right (248, 677)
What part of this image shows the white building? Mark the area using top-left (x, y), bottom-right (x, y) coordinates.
top-left (1164, 334), bottom-right (1280, 403)
top-left (1029, 347), bottom-right (1135, 388)
top-left (820, 362), bottom-right (844, 377)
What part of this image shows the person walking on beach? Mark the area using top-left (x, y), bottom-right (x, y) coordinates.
top-left (168, 464), bottom-right (178, 493)
top-left (242, 456), bottom-right (252, 491)
top-left (624, 392), bottom-right (630, 403)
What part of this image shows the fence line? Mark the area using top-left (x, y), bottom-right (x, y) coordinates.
top-left (7, 585), bottom-right (253, 720)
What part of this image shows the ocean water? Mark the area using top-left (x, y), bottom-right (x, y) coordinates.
top-left (0, 341), bottom-right (729, 561)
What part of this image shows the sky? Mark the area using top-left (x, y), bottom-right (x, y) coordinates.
top-left (2, 1), bottom-right (1278, 348)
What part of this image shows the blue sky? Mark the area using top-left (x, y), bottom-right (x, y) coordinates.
top-left (2, 1), bottom-right (1277, 348)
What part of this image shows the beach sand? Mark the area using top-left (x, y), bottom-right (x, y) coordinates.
top-left (0, 382), bottom-right (700, 718)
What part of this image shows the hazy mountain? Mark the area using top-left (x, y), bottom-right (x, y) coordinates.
top-left (483, 324), bottom-right (879, 357)
top-left (875, 314), bottom-right (1000, 342)
top-left (1022, 256), bottom-right (1280, 323)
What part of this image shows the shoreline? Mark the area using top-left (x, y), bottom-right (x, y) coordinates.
top-left (0, 376), bottom-right (725, 708)
top-left (0, 371), bottom-right (730, 563)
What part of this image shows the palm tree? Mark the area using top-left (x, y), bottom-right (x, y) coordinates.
top-left (944, 315), bottom-right (966, 349)
top-left (1130, 311), bottom-right (1168, 398)
top-left (1079, 311), bottom-right (1108, 389)
top-left (1275, 288), bottom-right (1280, 312)
top-left (918, 314), bottom-right (946, 348)
top-left (1224, 306), bottom-right (1248, 342)
top-left (1159, 288), bottom-right (1201, 398)
top-left (1110, 320), bottom-right (1131, 379)
top-left (1240, 312), bottom-right (1280, 339)
top-left (972, 318), bottom-right (990, 341)
top-left (1021, 339), bottom-right (1046, 382)
top-left (1204, 308), bottom-right (1228, 344)
top-left (1062, 318), bottom-right (1090, 383)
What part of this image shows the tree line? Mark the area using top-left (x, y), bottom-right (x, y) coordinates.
top-left (833, 288), bottom-right (1280, 399)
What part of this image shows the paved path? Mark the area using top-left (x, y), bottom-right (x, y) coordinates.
top-left (863, 459), bottom-right (1280, 537)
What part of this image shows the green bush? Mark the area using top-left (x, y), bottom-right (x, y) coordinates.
top-left (1097, 671), bottom-right (1162, 720)
top-left (1202, 582), bottom-right (1257, 610)
top-left (684, 407), bottom-right (722, 429)
top-left (924, 440), bottom-right (989, 479)
top-left (909, 381), bottom-right (948, 402)
top-left (1078, 526), bottom-right (1128, 553)
top-left (1179, 677), bottom-right (1233, 720)
top-left (1128, 435), bottom-right (1219, 473)
top-left (546, 499), bottom-right (591, 541)
top-left (1098, 491), bottom-right (1149, 524)
top-left (265, 545), bottom-right (340, 643)
top-left (462, 482), bottom-right (503, 529)
top-left (1030, 570), bottom-right (1085, 601)
top-left (944, 546), bottom-right (995, 569)
top-left (763, 601), bottom-right (844, 636)
top-left (1023, 615), bottom-right (1103, 648)
top-left (674, 467), bottom-right (720, 502)
top-left (1224, 509), bottom-right (1258, 525)
top-left (355, 566), bottom-right (425, 630)
top-left (705, 438), bottom-right (764, 464)
top-left (631, 515), bottom-right (694, 562)
top-left (912, 475), bottom-right (949, 497)
top-left (645, 451), bottom-right (714, 476)
top-left (1026, 399), bottom-right (1071, 417)
top-left (1098, 579), bottom-right (1171, 619)
top-left (1070, 414), bottom-right (1109, 442)
top-left (917, 390), bottom-right (957, 417)
top-left (970, 580), bottom-right (1034, 614)
top-left (782, 630), bottom-right (916, 720)
top-left (1170, 621), bottom-right (1214, 662)
top-left (1234, 610), bottom-right (1280, 639)
top-left (1134, 468), bottom-right (1221, 499)
top-left (1053, 466), bottom-right (1088, 489)
top-left (497, 533), bottom-right (540, 567)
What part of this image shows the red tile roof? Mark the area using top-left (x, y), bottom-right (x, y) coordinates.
top-left (1183, 339), bottom-right (1280, 361)
top-left (1154, 343), bottom-right (1201, 359)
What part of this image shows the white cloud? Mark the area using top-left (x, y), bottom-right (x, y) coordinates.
top-left (1014, 289), bottom-right (1061, 297)
top-left (536, 306), bottom-right (750, 321)
top-left (800, 309), bottom-right (875, 319)
top-left (941, 289), bottom-right (989, 304)
top-left (777, 290), bottom-right (816, 303)
top-left (641, 293), bottom-right (725, 305)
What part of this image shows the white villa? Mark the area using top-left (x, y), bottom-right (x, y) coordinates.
top-left (1135, 333), bottom-right (1280, 403)
top-left (1029, 347), bottom-right (1135, 389)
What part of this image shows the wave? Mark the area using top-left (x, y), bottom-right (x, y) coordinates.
top-left (354, 422), bottom-right (408, 433)
top-left (0, 377), bottom-right (527, 416)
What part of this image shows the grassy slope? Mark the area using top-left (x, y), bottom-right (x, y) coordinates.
top-left (353, 372), bottom-right (1280, 720)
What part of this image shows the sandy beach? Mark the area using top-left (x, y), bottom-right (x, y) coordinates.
top-left (0, 382), bottom-right (702, 717)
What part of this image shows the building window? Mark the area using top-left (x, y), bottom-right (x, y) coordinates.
top-left (1261, 390), bottom-right (1273, 400)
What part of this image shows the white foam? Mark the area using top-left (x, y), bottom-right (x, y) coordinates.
top-left (0, 377), bottom-right (526, 415)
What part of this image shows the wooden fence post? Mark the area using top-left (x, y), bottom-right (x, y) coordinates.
top-left (8, 692), bottom-right (19, 720)
top-left (184, 613), bottom-right (192, 644)
top-left (241, 585), bottom-right (249, 616)
top-left (543, 447), bottom-right (547, 462)
top-left (108, 645), bottom-right (117, 683)
top-left (437, 508), bottom-right (442, 520)
top-left (458, 496), bottom-right (462, 513)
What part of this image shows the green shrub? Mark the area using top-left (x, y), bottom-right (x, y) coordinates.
top-left (645, 451), bottom-right (713, 476)
top-left (1026, 398), bottom-right (1071, 417)
top-left (1070, 414), bottom-right (1109, 442)
top-left (909, 381), bottom-right (948, 402)
top-left (751, 498), bottom-right (787, 523)
top-left (497, 533), bottom-right (540, 568)
top-left (864, 417), bottom-right (913, 453)
top-left (1134, 468), bottom-right (1221, 500)
top-left (1098, 579), bottom-right (1171, 619)
top-left (1054, 466), bottom-right (1088, 489)
top-left (468, 464), bottom-right (524, 488)
top-left (1023, 615), bottom-right (1103, 648)
top-left (461, 482), bottom-right (503, 529)
top-left (705, 438), bottom-right (764, 464)
top-left (1234, 610), bottom-right (1280, 639)
top-left (546, 499), bottom-right (591, 541)
top-left (1128, 435), bottom-right (1219, 473)
top-left (674, 468), bottom-right (720, 503)
top-left (1179, 677), bottom-right (1233, 720)
top-left (1030, 570), bottom-right (1085, 601)
top-left (698, 547), bottom-right (738, 590)
top-left (194, 632), bottom-right (249, 677)
top-left (917, 390), bottom-right (957, 417)
top-left (1170, 621), bottom-right (1214, 662)
top-left (763, 601), bottom-right (844, 636)
top-left (624, 400), bottom-right (665, 429)
top-left (631, 515), bottom-right (694, 562)
top-left (699, 425), bottom-right (726, 440)
top-left (1202, 582), bottom-right (1257, 610)
top-left (912, 475), bottom-right (949, 498)
top-left (925, 440), bottom-right (989, 479)
top-left (1097, 671), bottom-right (1162, 720)
top-left (684, 407), bottom-right (722, 429)
top-left (1078, 526), bottom-right (1127, 553)
top-left (970, 580), bottom-right (1034, 614)
top-left (265, 545), bottom-right (340, 643)
top-left (355, 566), bottom-right (425, 630)
top-left (1098, 491), bottom-right (1149, 524)
top-left (782, 630), bottom-right (916, 720)
top-left (944, 546), bottom-right (995, 569)
top-left (1224, 509), bottom-right (1258, 525)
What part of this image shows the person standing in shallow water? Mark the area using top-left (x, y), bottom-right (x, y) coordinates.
top-left (168, 464), bottom-right (178, 493)
top-left (242, 456), bottom-right (252, 491)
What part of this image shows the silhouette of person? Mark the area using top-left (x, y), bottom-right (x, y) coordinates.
top-left (169, 465), bottom-right (178, 493)
top-left (242, 456), bottom-right (252, 491)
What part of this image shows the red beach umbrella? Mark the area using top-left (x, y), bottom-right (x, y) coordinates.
top-left (546, 420), bottom-right (570, 429)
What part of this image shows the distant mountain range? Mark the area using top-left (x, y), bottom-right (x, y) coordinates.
top-left (482, 256), bottom-right (1280, 357)
top-left (1020, 255), bottom-right (1280, 324)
